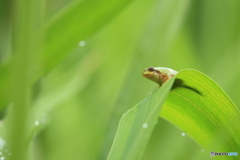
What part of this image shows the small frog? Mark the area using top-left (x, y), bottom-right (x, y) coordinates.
top-left (143, 66), bottom-right (202, 95)
top-left (142, 67), bottom-right (178, 87)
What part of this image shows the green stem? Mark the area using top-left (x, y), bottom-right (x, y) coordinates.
top-left (9, 0), bottom-right (33, 159)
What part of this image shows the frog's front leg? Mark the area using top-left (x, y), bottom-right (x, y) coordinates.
top-left (158, 72), bottom-right (171, 87)
top-left (160, 79), bottom-right (170, 87)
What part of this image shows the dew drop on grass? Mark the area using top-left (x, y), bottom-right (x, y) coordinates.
top-left (181, 132), bottom-right (186, 136)
top-left (35, 121), bottom-right (40, 126)
top-left (142, 123), bottom-right (148, 129)
top-left (78, 41), bottom-right (86, 47)
top-left (0, 138), bottom-right (6, 150)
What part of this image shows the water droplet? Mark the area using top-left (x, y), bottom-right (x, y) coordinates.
top-left (142, 123), bottom-right (148, 129)
top-left (78, 41), bottom-right (86, 47)
top-left (0, 138), bottom-right (6, 150)
top-left (181, 132), bottom-right (186, 136)
top-left (0, 157), bottom-right (5, 160)
top-left (35, 121), bottom-right (40, 126)
top-left (201, 149), bottom-right (205, 152)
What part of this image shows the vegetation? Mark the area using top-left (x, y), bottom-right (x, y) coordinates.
top-left (0, 0), bottom-right (240, 160)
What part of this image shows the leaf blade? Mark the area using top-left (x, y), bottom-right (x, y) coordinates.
top-left (0, 0), bottom-right (136, 109)
top-left (107, 78), bottom-right (175, 160)
top-left (44, 0), bottom-right (135, 72)
top-left (161, 69), bottom-right (240, 155)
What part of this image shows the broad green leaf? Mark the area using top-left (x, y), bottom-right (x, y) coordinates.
top-left (108, 69), bottom-right (240, 160)
top-left (107, 78), bottom-right (175, 160)
top-left (160, 69), bottom-right (240, 159)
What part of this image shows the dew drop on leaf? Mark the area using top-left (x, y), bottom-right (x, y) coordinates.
top-left (142, 123), bottom-right (148, 129)
top-left (78, 41), bottom-right (86, 47)
top-left (181, 132), bottom-right (186, 136)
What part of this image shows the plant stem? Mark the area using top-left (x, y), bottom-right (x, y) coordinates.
top-left (9, 0), bottom-right (33, 159)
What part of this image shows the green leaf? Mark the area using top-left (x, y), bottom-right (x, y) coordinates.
top-left (0, 0), bottom-right (135, 110)
top-left (108, 69), bottom-right (240, 160)
top-left (107, 77), bottom-right (175, 160)
top-left (160, 69), bottom-right (240, 156)
top-left (44, 0), bottom-right (135, 72)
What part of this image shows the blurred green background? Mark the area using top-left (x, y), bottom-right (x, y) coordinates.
top-left (0, 0), bottom-right (240, 159)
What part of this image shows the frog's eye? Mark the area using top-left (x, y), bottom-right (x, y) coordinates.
top-left (148, 67), bottom-right (154, 72)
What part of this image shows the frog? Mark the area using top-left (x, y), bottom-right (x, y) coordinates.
top-left (142, 66), bottom-right (202, 95)
top-left (142, 66), bottom-right (178, 87)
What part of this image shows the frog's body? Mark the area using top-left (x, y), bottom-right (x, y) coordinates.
top-left (142, 67), bottom-right (178, 86)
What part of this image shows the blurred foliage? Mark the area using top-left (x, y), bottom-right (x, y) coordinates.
top-left (0, 0), bottom-right (240, 159)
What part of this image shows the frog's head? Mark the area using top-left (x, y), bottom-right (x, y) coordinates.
top-left (142, 66), bottom-right (163, 85)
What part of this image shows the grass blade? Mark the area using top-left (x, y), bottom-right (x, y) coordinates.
top-left (108, 69), bottom-right (240, 160)
top-left (44, 0), bottom-right (135, 72)
top-left (0, 0), bottom-right (136, 110)
top-left (161, 69), bottom-right (240, 158)
top-left (107, 78), bottom-right (174, 160)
